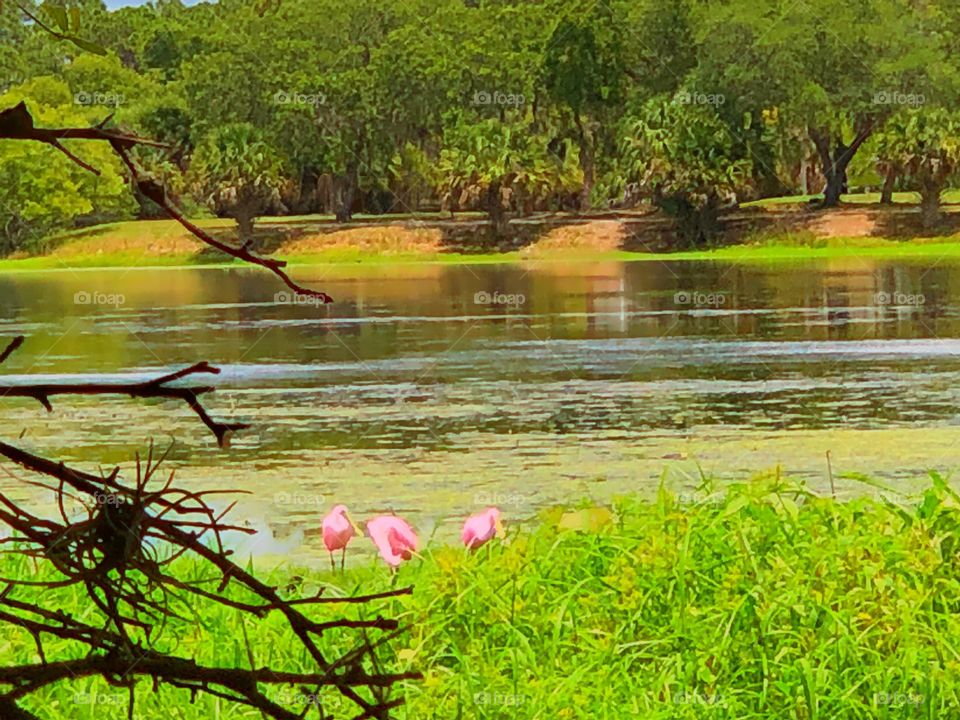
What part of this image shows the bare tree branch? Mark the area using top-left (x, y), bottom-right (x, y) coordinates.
top-left (0, 336), bottom-right (24, 366)
top-left (0, 59), bottom-right (407, 720)
top-left (0, 102), bottom-right (333, 303)
top-left (0, 355), bottom-right (247, 447)
top-left (0, 441), bottom-right (417, 718)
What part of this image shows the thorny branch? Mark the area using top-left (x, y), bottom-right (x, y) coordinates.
top-left (0, 341), bottom-right (417, 717)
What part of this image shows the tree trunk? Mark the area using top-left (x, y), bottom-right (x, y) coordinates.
top-left (235, 211), bottom-right (255, 246)
top-left (317, 173), bottom-right (334, 214)
top-left (574, 114), bottom-right (594, 211)
top-left (810, 121), bottom-right (874, 208)
top-left (880, 165), bottom-right (897, 205)
top-left (336, 160), bottom-right (357, 222)
top-left (821, 158), bottom-right (848, 207)
top-left (335, 160), bottom-right (358, 223)
top-left (919, 176), bottom-right (942, 230)
top-left (663, 194), bottom-right (720, 249)
top-left (484, 179), bottom-right (507, 236)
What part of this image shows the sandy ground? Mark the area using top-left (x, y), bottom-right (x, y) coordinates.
top-left (34, 205), bottom-right (960, 263)
top-left (278, 226), bottom-right (444, 255)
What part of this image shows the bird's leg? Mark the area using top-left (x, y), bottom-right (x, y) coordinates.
top-left (340, 546), bottom-right (346, 572)
top-left (329, 552), bottom-right (335, 573)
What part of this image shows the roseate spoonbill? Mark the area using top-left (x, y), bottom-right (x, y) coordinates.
top-left (366, 515), bottom-right (418, 569)
top-left (322, 504), bottom-right (362, 571)
top-left (462, 507), bottom-right (504, 550)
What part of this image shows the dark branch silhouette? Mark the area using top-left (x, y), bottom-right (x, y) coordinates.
top-left (0, 340), bottom-right (247, 447)
top-left (0, 439), bottom-right (417, 718)
top-left (0, 89), bottom-right (412, 719)
top-left (0, 102), bottom-right (333, 303)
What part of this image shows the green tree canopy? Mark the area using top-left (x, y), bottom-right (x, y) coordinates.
top-left (621, 98), bottom-right (753, 246)
top-left (187, 122), bottom-right (286, 244)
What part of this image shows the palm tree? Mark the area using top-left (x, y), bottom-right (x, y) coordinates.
top-left (189, 123), bottom-right (286, 246)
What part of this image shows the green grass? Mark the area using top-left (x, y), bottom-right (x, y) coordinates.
top-left (744, 189), bottom-right (960, 207)
top-left (658, 236), bottom-right (960, 263)
top-left (8, 238), bottom-right (960, 274)
top-left (3, 471), bottom-right (960, 718)
top-left (0, 252), bottom-right (221, 271)
top-left (8, 196), bottom-right (960, 272)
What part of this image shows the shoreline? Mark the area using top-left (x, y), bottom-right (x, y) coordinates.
top-left (6, 239), bottom-right (960, 273)
top-left (7, 203), bottom-right (960, 272)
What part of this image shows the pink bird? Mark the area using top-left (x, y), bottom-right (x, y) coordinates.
top-left (462, 507), bottom-right (504, 550)
top-left (322, 505), bottom-right (361, 572)
top-left (366, 515), bottom-right (418, 569)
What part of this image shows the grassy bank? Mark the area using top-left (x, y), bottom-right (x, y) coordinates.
top-left (744, 189), bottom-right (960, 207)
top-left (3, 471), bottom-right (959, 718)
top-left (0, 205), bottom-right (960, 272)
top-left (4, 202), bottom-right (960, 272)
top-left (8, 239), bottom-right (960, 273)
top-left (661, 234), bottom-right (960, 263)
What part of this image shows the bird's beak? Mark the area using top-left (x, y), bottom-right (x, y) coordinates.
top-left (348, 514), bottom-right (364, 537)
top-left (495, 517), bottom-right (506, 539)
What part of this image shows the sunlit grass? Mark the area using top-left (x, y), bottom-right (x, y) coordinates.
top-left (744, 189), bottom-right (960, 207)
top-left (8, 194), bottom-right (960, 271)
top-left (3, 194), bottom-right (960, 274)
top-left (3, 471), bottom-right (959, 718)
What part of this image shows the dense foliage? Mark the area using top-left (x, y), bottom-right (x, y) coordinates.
top-left (1, 0), bottom-right (959, 249)
top-left (5, 473), bottom-right (960, 718)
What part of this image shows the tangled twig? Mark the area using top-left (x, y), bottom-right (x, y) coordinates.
top-left (0, 439), bottom-right (417, 718)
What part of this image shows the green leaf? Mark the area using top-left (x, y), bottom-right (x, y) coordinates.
top-left (556, 506), bottom-right (614, 533)
top-left (718, 494), bottom-right (751, 521)
top-left (68, 36), bottom-right (108, 56)
top-left (777, 494), bottom-right (800, 523)
top-left (42, 2), bottom-right (68, 31)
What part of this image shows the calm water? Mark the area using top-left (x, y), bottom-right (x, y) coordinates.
top-left (1, 258), bottom-right (959, 564)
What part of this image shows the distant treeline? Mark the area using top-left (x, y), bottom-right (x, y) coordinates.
top-left (1, 0), bottom-right (958, 250)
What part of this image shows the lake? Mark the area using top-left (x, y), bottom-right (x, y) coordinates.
top-left (1, 258), bottom-right (958, 564)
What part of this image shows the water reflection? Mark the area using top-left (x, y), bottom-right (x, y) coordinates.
top-left (0, 259), bottom-right (958, 564)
